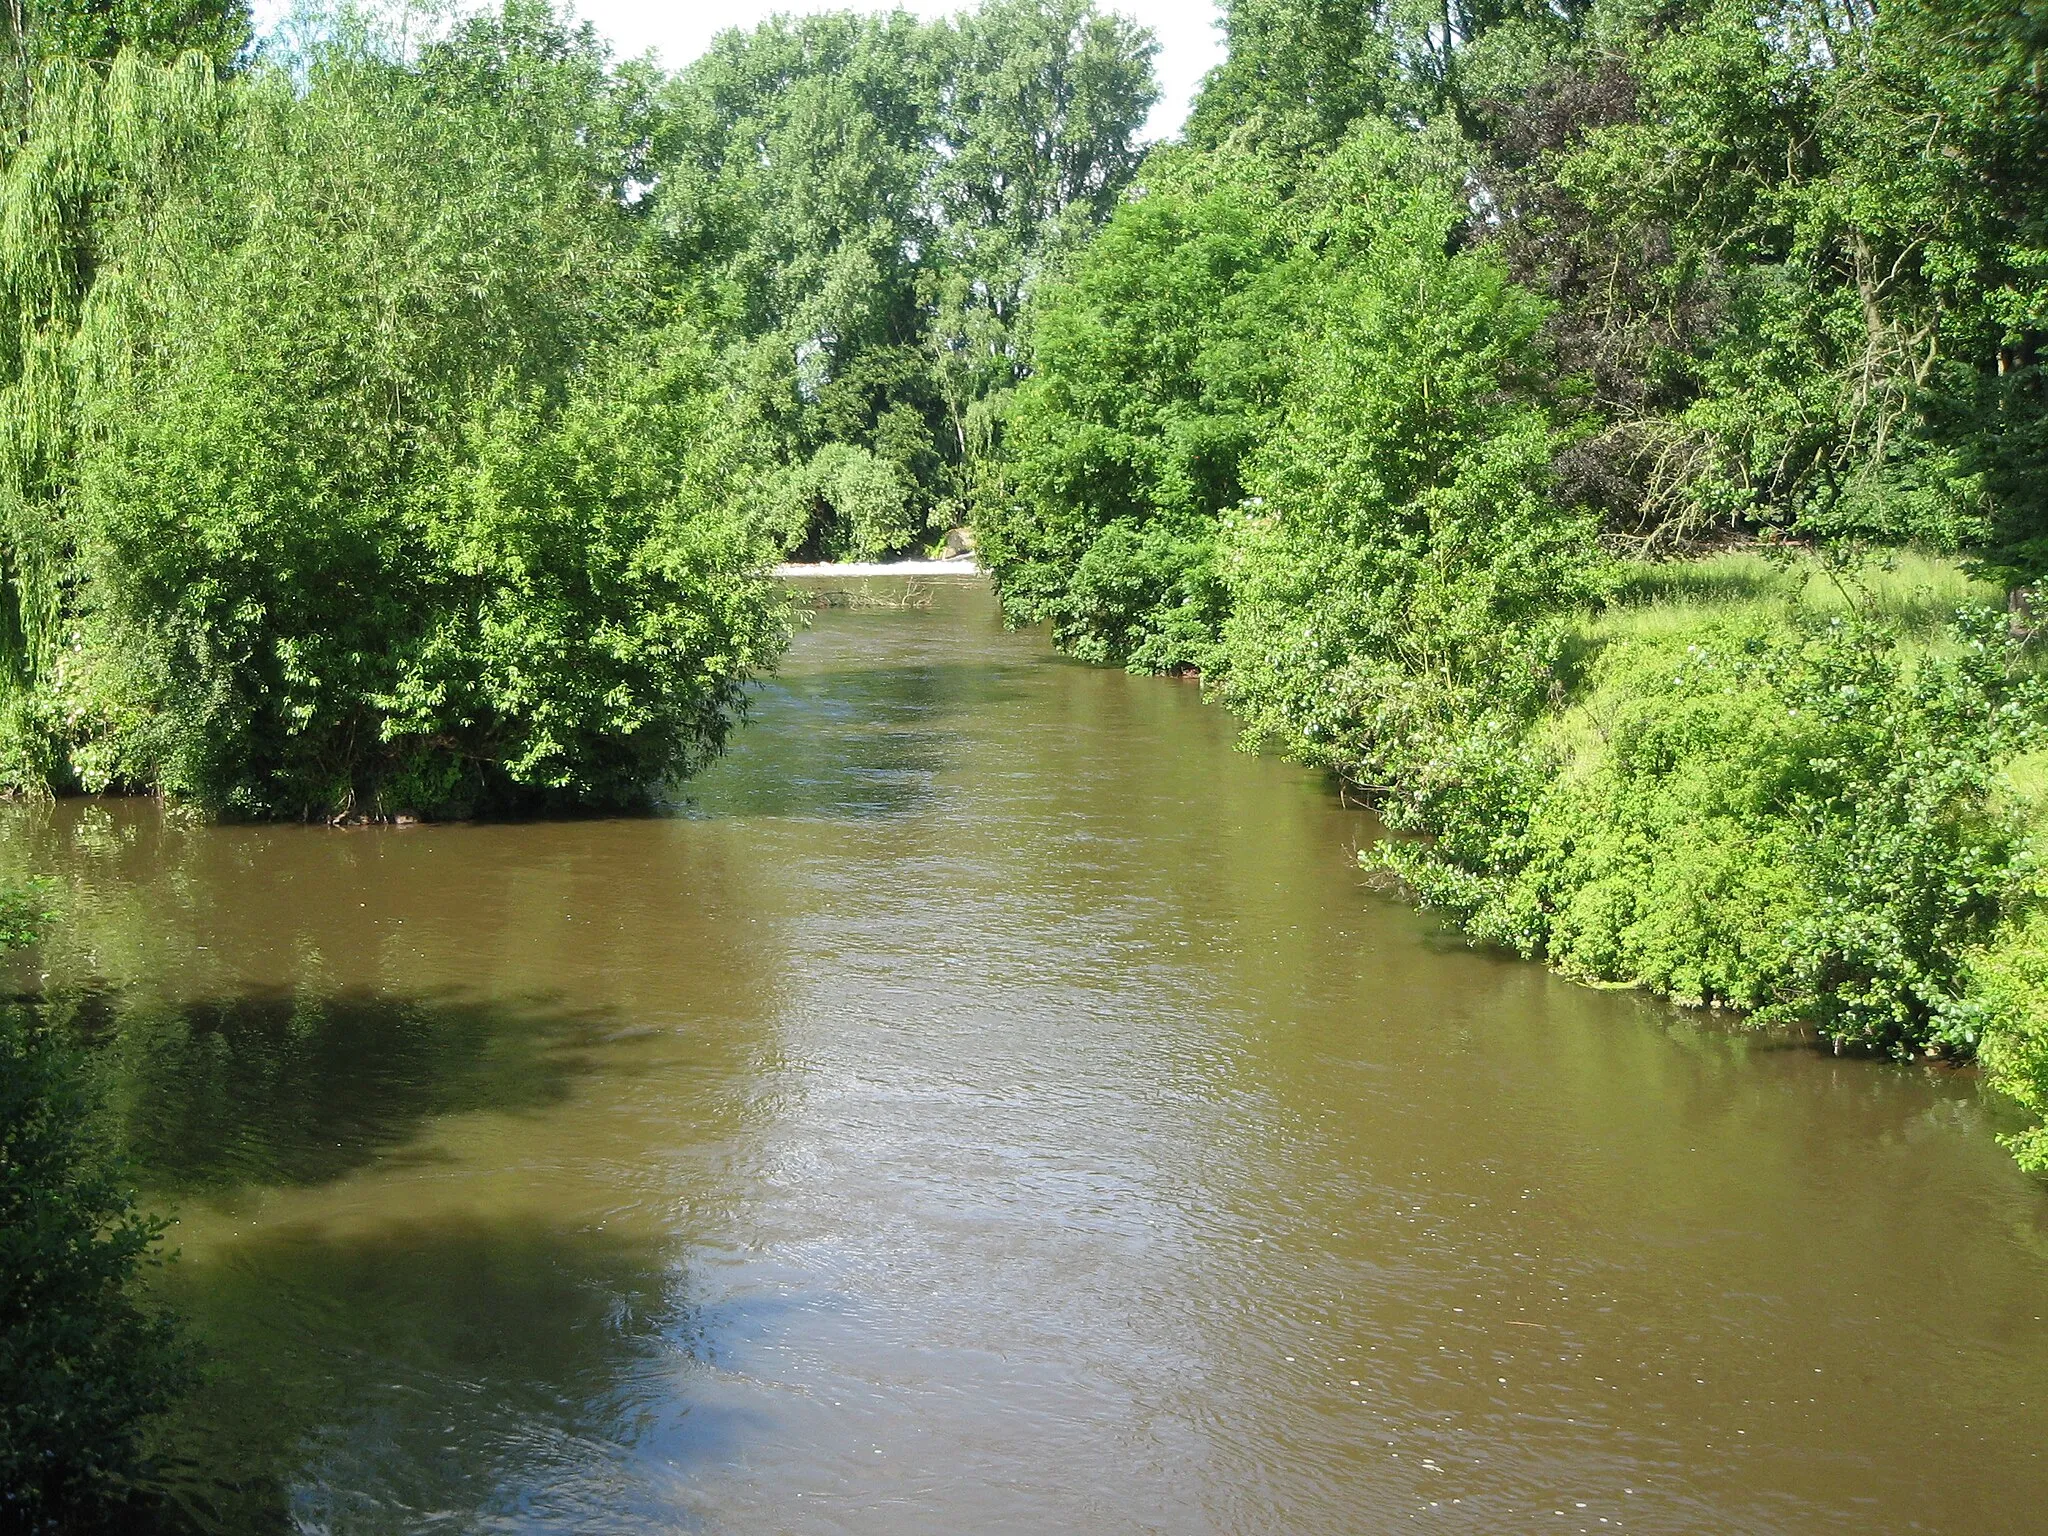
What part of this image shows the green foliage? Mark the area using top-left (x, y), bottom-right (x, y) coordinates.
top-left (979, 143), bottom-right (1299, 665)
top-left (1386, 606), bottom-right (2043, 1053)
top-left (1212, 129), bottom-right (1599, 773)
top-left (0, 0), bottom-right (247, 115)
top-left (0, 9), bottom-right (789, 818)
top-left (1470, 0), bottom-right (2048, 566)
top-left (986, 0), bottom-right (2048, 1165)
top-left (1966, 905), bottom-right (2048, 1169)
top-left (650, 0), bottom-right (1156, 558)
top-left (68, 291), bottom-right (784, 815)
top-left (1, 894), bottom-right (191, 1531)
top-left (1184, 0), bottom-right (1403, 154)
top-left (1186, 0), bottom-right (1589, 152)
top-left (986, 123), bottom-right (1596, 689)
top-left (779, 443), bottom-right (921, 563)
top-left (12, 0), bottom-right (247, 66)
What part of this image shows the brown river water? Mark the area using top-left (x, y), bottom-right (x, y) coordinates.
top-left (9, 577), bottom-right (2048, 1534)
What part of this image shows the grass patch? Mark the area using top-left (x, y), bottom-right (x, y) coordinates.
top-left (1605, 548), bottom-right (2003, 634)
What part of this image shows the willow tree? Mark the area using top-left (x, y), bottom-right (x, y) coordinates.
top-left (0, 5), bottom-right (788, 817)
top-left (0, 51), bottom-right (228, 729)
top-left (0, 0), bottom-right (247, 129)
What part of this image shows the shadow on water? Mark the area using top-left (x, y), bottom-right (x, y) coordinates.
top-left (57, 986), bottom-right (614, 1199)
top-left (139, 1212), bottom-right (752, 1536)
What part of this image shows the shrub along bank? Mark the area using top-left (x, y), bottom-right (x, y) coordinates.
top-left (1379, 557), bottom-right (2048, 1062)
top-left (0, 886), bottom-right (190, 1532)
top-left (977, 0), bottom-right (2048, 1165)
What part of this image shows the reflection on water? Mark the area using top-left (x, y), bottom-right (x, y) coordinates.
top-left (9, 578), bottom-right (2048, 1535)
top-left (152, 1214), bottom-right (701, 1535)
top-left (675, 661), bottom-right (1015, 822)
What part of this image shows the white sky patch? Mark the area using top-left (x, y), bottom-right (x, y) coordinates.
top-left (249, 0), bottom-right (1224, 140)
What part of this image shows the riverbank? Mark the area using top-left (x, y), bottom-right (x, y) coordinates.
top-left (982, 529), bottom-right (2048, 1168)
top-left (1490, 550), bottom-right (2048, 1160)
top-left (1367, 549), bottom-right (2048, 1167)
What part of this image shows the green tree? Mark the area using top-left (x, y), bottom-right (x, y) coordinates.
top-left (926, 0), bottom-right (1156, 472)
top-left (1, 885), bottom-right (191, 1531)
top-left (648, 0), bottom-right (1156, 555)
top-left (1, 0), bottom-right (248, 86)
top-left (0, 0), bottom-right (247, 139)
top-left (1186, 0), bottom-right (1592, 153)
top-left (1211, 125), bottom-right (1597, 774)
top-left (977, 144), bottom-right (1301, 667)
top-left (0, 10), bottom-right (789, 817)
top-left (1465, 0), bottom-right (2048, 564)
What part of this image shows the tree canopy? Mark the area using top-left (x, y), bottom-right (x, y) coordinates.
top-left (649, 0), bottom-right (1156, 557)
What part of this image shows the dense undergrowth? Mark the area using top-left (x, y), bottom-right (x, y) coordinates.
top-left (1384, 554), bottom-right (2048, 1060)
top-left (976, 0), bottom-right (2048, 1165)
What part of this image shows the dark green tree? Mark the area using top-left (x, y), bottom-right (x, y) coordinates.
top-left (1461, 0), bottom-right (2048, 563)
top-left (1, 886), bottom-right (190, 1532)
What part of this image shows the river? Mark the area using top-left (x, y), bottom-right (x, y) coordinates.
top-left (9, 576), bottom-right (2048, 1534)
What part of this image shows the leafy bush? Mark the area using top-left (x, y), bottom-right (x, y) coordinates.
top-left (1387, 607), bottom-right (2046, 1055)
top-left (1966, 906), bottom-right (2048, 1168)
top-left (976, 143), bottom-right (1301, 666)
top-left (778, 444), bottom-right (921, 562)
top-left (1212, 129), bottom-right (1600, 777)
top-left (69, 302), bottom-right (787, 817)
top-left (1, 892), bottom-right (191, 1531)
